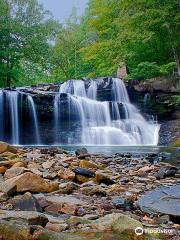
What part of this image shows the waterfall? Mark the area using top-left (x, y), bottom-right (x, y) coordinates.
top-left (0, 90), bottom-right (4, 140)
top-left (54, 78), bottom-right (160, 145)
top-left (27, 95), bottom-right (41, 145)
top-left (87, 80), bottom-right (97, 100)
top-left (6, 91), bottom-right (20, 145)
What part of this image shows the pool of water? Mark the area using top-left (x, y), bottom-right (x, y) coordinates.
top-left (25, 145), bottom-right (180, 156)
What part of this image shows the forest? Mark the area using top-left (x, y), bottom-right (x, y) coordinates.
top-left (0, 0), bottom-right (180, 87)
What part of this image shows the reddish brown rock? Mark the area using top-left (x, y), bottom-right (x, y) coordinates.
top-left (0, 167), bottom-right (7, 174)
top-left (58, 168), bottom-right (75, 181)
top-left (45, 223), bottom-right (68, 232)
top-left (4, 167), bottom-right (26, 179)
top-left (44, 203), bottom-right (62, 213)
top-left (60, 205), bottom-right (77, 215)
top-left (5, 173), bottom-right (58, 193)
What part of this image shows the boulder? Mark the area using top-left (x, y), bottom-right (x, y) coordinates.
top-left (4, 167), bottom-right (27, 179)
top-left (0, 182), bottom-right (17, 196)
top-left (111, 198), bottom-right (134, 210)
top-left (75, 148), bottom-right (88, 156)
top-left (60, 205), bottom-right (77, 215)
top-left (8, 192), bottom-right (42, 212)
top-left (45, 195), bottom-right (86, 206)
top-left (5, 172), bottom-right (58, 193)
top-left (45, 223), bottom-right (68, 233)
top-left (0, 219), bottom-right (63, 240)
top-left (12, 161), bottom-right (27, 168)
top-left (44, 203), bottom-right (63, 213)
top-left (58, 168), bottom-right (75, 181)
top-left (91, 213), bottom-right (142, 233)
top-left (0, 142), bottom-right (17, 154)
top-left (79, 160), bottom-right (103, 170)
top-left (94, 173), bottom-right (115, 185)
top-left (42, 161), bottom-right (55, 169)
top-left (73, 167), bottom-right (95, 178)
top-left (0, 210), bottom-right (48, 227)
top-left (80, 185), bottom-right (106, 196)
top-left (138, 185), bottom-right (180, 217)
top-left (154, 166), bottom-right (178, 180)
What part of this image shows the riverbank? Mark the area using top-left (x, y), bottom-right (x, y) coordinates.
top-left (0, 144), bottom-right (180, 239)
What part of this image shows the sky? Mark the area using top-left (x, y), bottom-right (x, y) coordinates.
top-left (37, 0), bottom-right (88, 23)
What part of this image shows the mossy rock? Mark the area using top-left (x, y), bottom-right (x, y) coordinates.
top-left (169, 139), bottom-right (180, 147)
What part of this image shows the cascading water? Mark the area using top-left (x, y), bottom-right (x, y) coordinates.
top-left (0, 78), bottom-right (160, 146)
top-left (27, 95), bottom-right (41, 145)
top-left (6, 91), bottom-right (20, 145)
top-left (0, 90), bottom-right (4, 140)
top-left (54, 78), bottom-right (160, 145)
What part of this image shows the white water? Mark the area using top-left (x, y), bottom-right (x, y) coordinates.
top-left (27, 95), bottom-right (41, 145)
top-left (0, 90), bottom-right (4, 140)
top-left (6, 91), bottom-right (20, 145)
top-left (54, 78), bottom-right (160, 145)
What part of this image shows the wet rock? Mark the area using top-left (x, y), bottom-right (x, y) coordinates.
top-left (42, 172), bottom-right (57, 179)
top-left (138, 185), bottom-right (180, 217)
top-left (75, 175), bottom-right (89, 183)
top-left (0, 182), bottom-right (16, 196)
top-left (4, 167), bottom-right (27, 179)
top-left (60, 205), bottom-right (77, 215)
top-left (79, 160), bottom-right (103, 170)
top-left (0, 210), bottom-right (48, 227)
top-left (80, 186), bottom-right (106, 196)
top-left (100, 203), bottom-right (116, 211)
top-left (155, 166), bottom-right (178, 180)
top-left (111, 198), bottom-right (134, 210)
top-left (45, 203), bottom-right (63, 213)
top-left (58, 168), bottom-right (75, 181)
top-left (45, 195), bottom-right (86, 205)
top-left (8, 192), bottom-right (42, 212)
top-left (45, 223), bottom-right (68, 232)
top-left (94, 172), bottom-right (115, 185)
top-left (77, 208), bottom-right (86, 216)
top-left (91, 213), bottom-right (142, 233)
top-left (138, 166), bottom-right (153, 173)
top-left (0, 160), bottom-right (26, 168)
top-left (75, 148), bottom-right (88, 156)
top-left (0, 142), bottom-right (17, 154)
top-left (0, 166), bottom-right (7, 174)
top-left (12, 161), bottom-right (27, 168)
top-left (68, 216), bottom-right (92, 225)
top-left (0, 192), bottom-right (8, 202)
top-left (42, 161), bottom-right (55, 169)
top-left (73, 167), bottom-right (95, 178)
top-left (5, 172), bottom-right (58, 193)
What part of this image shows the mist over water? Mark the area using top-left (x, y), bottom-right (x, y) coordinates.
top-left (0, 78), bottom-right (160, 146)
top-left (54, 78), bottom-right (160, 145)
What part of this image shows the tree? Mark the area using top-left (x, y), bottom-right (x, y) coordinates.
top-left (116, 0), bottom-right (180, 76)
top-left (0, 0), bottom-right (60, 87)
top-left (52, 7), bottom-right (88, 81)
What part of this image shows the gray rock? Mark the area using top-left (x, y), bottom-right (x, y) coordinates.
top-left (8, 192), bottom-right (42, 212)
top-left (111, 198), bottom-right (134, 210)
top-left (75, 148), bottom-right (88, 156)
top-left (74, 167), bottom-right (95, 178)
top-left (138, 185), bottom-right (180, 217)
top-left (0, 210), bottom-right (48, 227)
top-left (0, 182), bottom-right (17, 196)
top-left (91, 213), bottom-right (142, 233)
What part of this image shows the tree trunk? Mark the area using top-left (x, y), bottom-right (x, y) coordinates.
top-left (75, 45), bottom-right (77, 79)
top-left (57, 61), bottom-right (69, 81)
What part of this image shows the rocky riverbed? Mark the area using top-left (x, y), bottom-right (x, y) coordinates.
top-left (0, 143), bottom-right (180, 239)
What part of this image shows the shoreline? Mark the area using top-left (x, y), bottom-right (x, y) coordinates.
top-left (0, 145), bottom-right (179, 239)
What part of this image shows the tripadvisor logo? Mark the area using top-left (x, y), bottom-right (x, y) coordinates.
top-left (135, 227), bottom-right (144, 235)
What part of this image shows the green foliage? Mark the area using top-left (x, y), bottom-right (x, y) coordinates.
top-left (0, 0), bottom-right (180, 86)
top-left (0, 0), bottom-right (60, 87)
